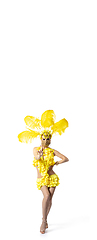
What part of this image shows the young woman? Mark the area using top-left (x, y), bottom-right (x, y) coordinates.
top-left (18, 110), bottom-right (69, 234)
top-left (33, 131), bottom-right (69, 234)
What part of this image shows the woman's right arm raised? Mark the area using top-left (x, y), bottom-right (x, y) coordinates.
top-left (33, 147), bottom-right (43, 160)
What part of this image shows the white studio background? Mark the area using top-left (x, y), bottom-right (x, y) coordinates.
top-left (0, 0), bottom-right (97, 239)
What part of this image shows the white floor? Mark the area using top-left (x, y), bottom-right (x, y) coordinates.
top-left (19, 215), bottom-right (94, 240)
top-left (31, 214), bottom-right (96, 240)
top-left (1, 190), bottom-right (96, 240)
top-left (34, 217), bottom-right (90, 239)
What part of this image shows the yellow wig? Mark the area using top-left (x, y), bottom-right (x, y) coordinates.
top-left (18, 110), bottom-right (68, 143)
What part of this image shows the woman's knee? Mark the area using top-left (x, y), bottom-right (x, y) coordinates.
top-left (41, 186), bottom-right (51, 201)
top-left (44, 192), bottom-right (51, 202)
top-left (49, 187), bottom-right (56, 199)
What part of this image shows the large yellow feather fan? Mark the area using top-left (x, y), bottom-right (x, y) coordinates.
top-left (41, 110), bottom-right (56, 128)
top-left (18, 130), bottom-right (40, 143)
top-left (24, 116), bottom-right (41, 130)
top-left (18, 110), bottom-right (68, 143)
top-left (51, 118), bottom-right (68, 135)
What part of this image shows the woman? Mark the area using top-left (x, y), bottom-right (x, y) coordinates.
top-left (33, 131), bottom-right (69, 234)
top-left (18, 110), bottom-right (69, 234)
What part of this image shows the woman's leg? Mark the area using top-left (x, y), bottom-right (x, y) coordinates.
top-left (40, 186), bottom-right (56, 233)
top-left (47, 187), bottom-right (56, 216)
top-left (40, 186), bottom-right (51, 233)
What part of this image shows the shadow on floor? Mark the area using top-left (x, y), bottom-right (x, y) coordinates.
top-left (47, 216), bottom-right (90, 233)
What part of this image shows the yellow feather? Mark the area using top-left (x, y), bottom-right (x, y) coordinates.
top-left (51, 118), bottom-right (68, 135)
top-left (18, 130), bottom-right (40, 143)
top-left (41, 110), bottom-right (56, 128)
top-left (24, 116), bottom-right (41, 130)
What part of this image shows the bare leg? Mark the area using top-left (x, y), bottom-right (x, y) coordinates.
top-left (47, 187), bottom-right (56, 217)
top-left (40, 186), bottom-right (51, 234)
top-left (47, 200), bottom-right (52, 217)
top-left (40, 186), bottom-right (56, 233)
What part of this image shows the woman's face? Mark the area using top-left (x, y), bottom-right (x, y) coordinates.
top-left (41, 135), bottom-right (51, 147)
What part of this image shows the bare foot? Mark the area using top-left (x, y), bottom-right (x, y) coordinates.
top-left (40, 220), bottom-right (47, 234)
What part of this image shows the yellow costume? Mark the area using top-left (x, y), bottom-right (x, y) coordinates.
top-left (33, 147), bottom-right (60, 190)
top-left (18, 110), bottom-right (68, 190)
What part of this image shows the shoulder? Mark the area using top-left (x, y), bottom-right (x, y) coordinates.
top-left (33, 147), bottom-right (37, 150)
top-left (33, 146), bottom-right (40, 154)
top-left (33, 147), bottom-right (37, 152)
top-left (33, 147), bottom-right (41, 150)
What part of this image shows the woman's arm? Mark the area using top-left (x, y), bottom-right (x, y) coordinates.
top-left (54, 149), bottom-right (69, 165)
top-left (33, 147), bottom-right (43, 160)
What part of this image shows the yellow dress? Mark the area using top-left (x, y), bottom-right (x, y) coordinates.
top-left (33, 147), bottom-right (60, 190)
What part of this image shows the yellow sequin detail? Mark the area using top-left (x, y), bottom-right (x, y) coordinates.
top-left (33, 147), bottom-right (55, 176)
top-left (33, 147), bottom-right (60, 190)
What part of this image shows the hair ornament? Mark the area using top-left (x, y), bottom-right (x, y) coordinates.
top-left (18, 110), bottom-right (68, 143)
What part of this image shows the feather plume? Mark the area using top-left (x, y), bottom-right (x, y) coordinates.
top-left (51, 118), bottom-right (68, 135)
top-left (41, 110), bottom-right (56, 128)
top-left (18, 130), bottom-right (40, 143)
top-left (24, 116), bottom-right (41, 130)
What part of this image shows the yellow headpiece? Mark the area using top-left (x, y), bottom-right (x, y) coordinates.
top-left (40, 131), bottom-right (52, 140)
top-left (18, 110), bottom-right (69, 143)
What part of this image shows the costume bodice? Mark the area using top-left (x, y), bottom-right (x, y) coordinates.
top-left (33, 147), bottom-right (55, 177)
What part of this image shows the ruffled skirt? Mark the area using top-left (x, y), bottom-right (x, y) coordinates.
top-left (36, 174), bottom-right (60, 190)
